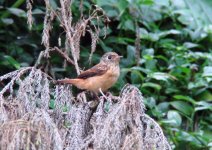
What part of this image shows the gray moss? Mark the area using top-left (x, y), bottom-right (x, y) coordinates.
top-left (0, 68), bottom-right (171, 150)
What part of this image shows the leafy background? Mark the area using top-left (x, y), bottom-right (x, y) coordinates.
top-left (0, 0), bottom-right (212, 149)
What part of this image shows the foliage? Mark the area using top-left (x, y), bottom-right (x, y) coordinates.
top-left (94, 0), bottom-right (212, 149)
top-left (0, 0), bottom-right (212, 149)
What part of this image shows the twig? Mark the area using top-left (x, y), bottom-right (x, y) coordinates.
top-left (34, 51), bottom-right (44, 68)
top-left (135, 21), bottom-right (141, 66)
top-left (59, 0), bottom-right (80, 75)
top-left (50, 47), bottom-right (75, 65)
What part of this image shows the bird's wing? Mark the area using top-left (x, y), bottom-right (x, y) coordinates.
top-left (77, 63), bottom-right (109, 79)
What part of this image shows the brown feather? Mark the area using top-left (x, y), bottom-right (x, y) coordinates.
top-left (77, 63), bottom-right (109, 79)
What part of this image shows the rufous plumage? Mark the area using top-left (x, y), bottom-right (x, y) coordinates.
top-left (57, 52), bottom-right (122, 93)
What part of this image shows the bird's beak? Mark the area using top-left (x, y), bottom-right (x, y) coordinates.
top-left (116, 55), bottom-right (123, 61)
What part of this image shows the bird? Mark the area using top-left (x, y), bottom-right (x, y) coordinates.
top-left (57, 52), bottom-right (122, 93)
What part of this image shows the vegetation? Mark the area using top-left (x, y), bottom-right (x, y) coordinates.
top-left (0, 0), bottom-right (212, 149)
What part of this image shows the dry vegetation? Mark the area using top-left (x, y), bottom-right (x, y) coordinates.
top-left (0, 0), bottom-right (171, 149)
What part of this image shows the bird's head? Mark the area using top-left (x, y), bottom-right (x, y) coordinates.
top-left (100, 52), bottom-right (122, 65)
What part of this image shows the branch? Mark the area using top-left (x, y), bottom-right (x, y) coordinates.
top-left (50, 47), bottom-right (75, 65)
top-left (59, 0), bottom-right (80, 75)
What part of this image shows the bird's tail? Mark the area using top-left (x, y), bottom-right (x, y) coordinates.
top-left (57, 78), bottom-right (79, 85)
top-left (57, 78), bottom-right (86, 90)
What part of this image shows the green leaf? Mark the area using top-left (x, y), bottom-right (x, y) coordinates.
top-left (1, 18), bottom-right (14, 25)
top-left (32, 8), bottom-right (45, 15)
top-left (117, 0), bottom-right (128, 12)
top-left (195, 101), bottom-right (212, 111)
top-left (138, 0), bottom-right (154, 5)
top-left (142, 82), bottom-right (162, 91)
top-left (148, 72), bottom-right (177, 81)
top-left (49, 99), bottom-right (55, 109)
top-left (7, 8), bottom-right (26, 17)
top-left (122, 19), bottom-right (135, 31)
top-left (173, 0), bottom-right (212, 29)
top-left (167, 110), bottom-right (182, 127)
top-left (99, 40), bottom-right (113, 52)
top-left (196, 90), bottom-right (212, 101)
top-left (140, 5), bottom-right (162, 23)
top-left (106, 10), bottom-right (119, 18)
top-left (170, 101), bottom-right (194, 116)
top-left (188, 79), bottom-right (208, 89)
top-left (203, 66), bottom-right (212, 77)
top-left (121, 45), bottom-right (136, 66)
top-left (176, 130), bottom-right (202, 146)
top-left (104, 101), bottom-right (110, 112)
top-left (4, 55), bottom-right (20, 69)
top-left (183, 42), bottom-right (199, 49)
top-left (173, 95), bottom-right (196, 104)
top-left (131, 66), bottom-right (150, 74)
top-left (144, 97), bottom-right (156, 109)
top-left (158, 102), bottom-right (169, 113)
top-left (49, 0), bottom-right (58, 10)
top-left (155, 55), bottom-right (169, 63)
top-left (159, 29), bottom-right (181, 38)
top-left (130, 70), bottom-right (143, 83)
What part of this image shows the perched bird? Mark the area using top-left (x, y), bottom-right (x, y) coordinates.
top-left (57, 52), bottom-right (122, 93)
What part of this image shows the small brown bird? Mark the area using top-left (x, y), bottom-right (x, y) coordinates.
top-left (57, 52), bottom-right (122, 93)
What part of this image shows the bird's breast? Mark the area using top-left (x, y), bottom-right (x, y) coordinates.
top-left (85, 65), bottom-right (120, 93)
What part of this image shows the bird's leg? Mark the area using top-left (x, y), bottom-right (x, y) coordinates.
top-left (99, 88), bottom-right (109, 100)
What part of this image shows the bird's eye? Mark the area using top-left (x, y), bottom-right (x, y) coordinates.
top-left (108, 55), bottom-right (112, 59)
